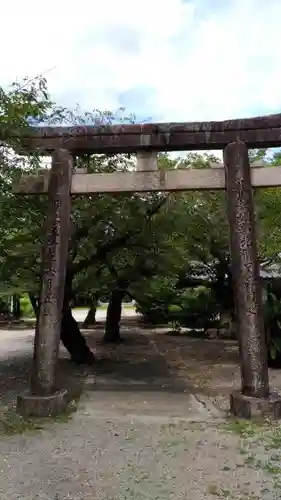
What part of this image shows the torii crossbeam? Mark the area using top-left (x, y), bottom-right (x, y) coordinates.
top-left (12, 112), bottom-right (281, 153)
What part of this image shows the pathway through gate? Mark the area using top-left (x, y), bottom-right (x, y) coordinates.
top-left (13, 113), bottom-right (281, 419)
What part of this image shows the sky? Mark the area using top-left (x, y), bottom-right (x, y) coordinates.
top-left (1, 0), bottom-right (281, 125)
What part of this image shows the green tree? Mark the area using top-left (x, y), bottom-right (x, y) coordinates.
top-left (3, 77), bottom-right (281, 362)
top-left (0, 78), bottom-right (172, 360)
top-left (134, 150), bottom-right (281, 331)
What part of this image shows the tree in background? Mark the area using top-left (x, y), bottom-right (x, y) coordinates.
top-left (0, 78), bottom-right (172, 361)
top-left (2, 77), bottom-right (281, 364)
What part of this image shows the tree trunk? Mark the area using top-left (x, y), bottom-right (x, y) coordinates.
top-left (212, 263), bottom-right (236, 337)
top-left (59, 273), bottom-right (94, 364)
top-left (83, 302), bottom-right (97, 328)
top-left (29, 275), bottom-right (95, 364)
top-left (0, 298), bottom-right (7, 314)
top-left (12, 295), bottom-right (21, 320)
top-left (265, 280), bottom-right (281, 368)
top-left (103, 289), bottom-right (125, 343)
top-left (60, 304), bottom-right (95, 364)
top-left (29, 294), bottom-right (40, 317)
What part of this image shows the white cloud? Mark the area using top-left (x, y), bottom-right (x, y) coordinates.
top-left (1, 0), bottom-right (281, 125)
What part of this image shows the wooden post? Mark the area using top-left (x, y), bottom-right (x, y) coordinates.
top-left (223, 141), bottom-right (269, 398)
top-left (31, 149), bottom-right (73, 396)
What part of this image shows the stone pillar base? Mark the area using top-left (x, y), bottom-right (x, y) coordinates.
top-left (230, 390), bottom-right (281, 419)
top-left (17, 389), bottom-right (68, 418)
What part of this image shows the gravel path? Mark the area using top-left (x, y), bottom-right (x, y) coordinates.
top-left (0, 326), bottom-right (280, 499)
top-left (0, 306), bottom-right (137, 361)
top-left (0, 391), bottom-right (279, 500)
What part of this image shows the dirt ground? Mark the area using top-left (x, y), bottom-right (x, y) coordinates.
top-left (85, 324), bottom-right (281, 414)
top-left (1, 323), bottom-right (281, 499)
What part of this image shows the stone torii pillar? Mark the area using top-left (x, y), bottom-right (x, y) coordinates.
top-left (224, 141), bottom-right (281, 418)
top-left (17, 149), bottom-right (73, 417)
top-left (136, 151), bottom-right (158, 171)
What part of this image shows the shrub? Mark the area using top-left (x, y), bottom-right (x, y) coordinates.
top-left (135, 276), bottom-right (178, 324)
top-left (174, 286), bottom-right (218, 329)
top-left (20, 294), bottom-right (35, 318)
top-left (136, 277), bottom-right (219, 327)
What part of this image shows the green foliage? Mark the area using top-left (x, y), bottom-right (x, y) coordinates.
top-left (175, 287), bottom-right (218, 328)
top-left (263, 284), bottom-right (281, 361)
top-left (0, 76), bottom-right (168, 300)
top-left (136, 276), bottom-right (178, 324)
top-left (20, 294), bottom-right (35, 318)
top-left (0, 296), bottom-right (10, 314)
top-left (0, 76), bottom-right (52, 295)
top-left (136, 281), bottom-right (218, 328)
top-left (0, 76), bottom-right (51, 139)
top-left (2, 75), bottom-right (281, 347)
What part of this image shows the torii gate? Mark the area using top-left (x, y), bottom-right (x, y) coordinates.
top-left (14, 113), bottom-right (281, 419)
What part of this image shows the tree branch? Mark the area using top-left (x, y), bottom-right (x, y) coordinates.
top-left (68, 211), bottom-right (102, 261)
top-left (69, 197), bottom-right (167, 277)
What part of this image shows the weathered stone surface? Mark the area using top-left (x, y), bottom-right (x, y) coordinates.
top-left (136, 151), bottom-right (158, 171)
top-left (224, 141), bottom-right (269, 398)
top-left (12, 112), bottom-right (281, 138)
top-left (230, 390), bottom-right (281, 419)
top-left (30, 149), bottom-right (73, 396)
top-left (17, 389), bottom-right (68, 418)
top-left (11, 112), bottom-right (281, 154)
top-left (14, 166), bottom-right (281, 195)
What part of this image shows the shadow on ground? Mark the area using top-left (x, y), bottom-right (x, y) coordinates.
top-left (0, 355), bottom-right (32, 404)
top-left (83, 327), bottom-right (188, 393)
top-left (0, 326), bottom-right (188, 407)
top-left (1, 324), bottom-right (281, 414)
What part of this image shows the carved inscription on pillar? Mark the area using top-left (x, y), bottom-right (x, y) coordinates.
top-left (224, 140), bottom-right (269, 398)
top-left (31, 149), bottom-right (73, 395)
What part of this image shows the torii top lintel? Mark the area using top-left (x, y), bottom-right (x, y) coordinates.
top-left (16, 113), bottom-right (281, 154)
